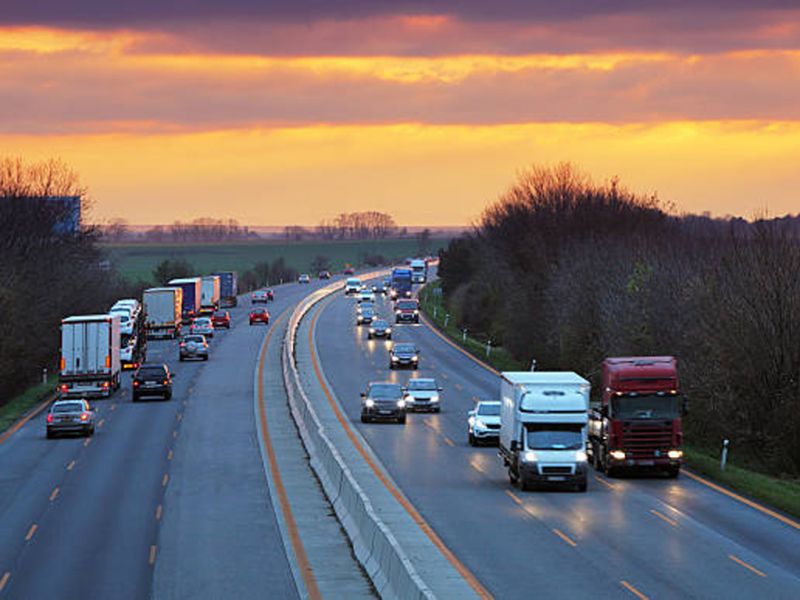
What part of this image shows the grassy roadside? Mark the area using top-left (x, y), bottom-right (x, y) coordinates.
top-left (419, 281), bottom-right (800, 520)
top-left (0, 375), bottom-right (57, 434)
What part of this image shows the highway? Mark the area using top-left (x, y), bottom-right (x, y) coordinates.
top-left (0, 279), bottom-right (331, 599)
top-left (311, 273), bottom-right (800, 599)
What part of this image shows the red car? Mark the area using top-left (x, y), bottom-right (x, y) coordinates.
top-left (343, 267), bottom-right (355, 275)
top-left (211, 310), bottom-right (231, 329)
top-left (249, 308), bottom-right (270, 325)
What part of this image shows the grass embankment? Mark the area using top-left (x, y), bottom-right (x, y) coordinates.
top-left (419, 281), bottom-right (800, 520)
top-left (103, 239), bottom-right (449, 283)
top-left (0, 375), bottom-right (56, 434)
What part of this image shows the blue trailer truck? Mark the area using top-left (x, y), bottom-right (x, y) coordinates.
top-left (168, 277), bottom-right (202, 323)
top-left (213, 271), bottom-right (238, 307)
top-left (391, 267), bottom-right (413, 300)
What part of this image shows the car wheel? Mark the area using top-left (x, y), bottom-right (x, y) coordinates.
top-left (434, 407), bottom-right (441, 413)
top-left (387, 334), bottom-right (392, 340)
top-left (666, 467), bottom-right (680, 478)
top-left (389, 364), bottom-right (394, 370)
top-left (165, 392), bottom-right (172, 401)
top-left (576, 480), bottom-right (588, 492)
top-left (468, 432), bottom-right (475, 446)
top-left (413, 364), bottom-right (419, 370)
top-left (46, 430), bottom-right (54, 439)
top-left (367, 334), bottom-right (372, 339)
top-left (203, 356), bottom-right (209, 361)
top-left (132, 394), bottom-right (139, 402)
top-left (360, 415), bottom-right (368, 423)
top-left (179, 356), bottom-right (184, 362)
top-left (87, 426), bottom-right (95, 437)
top-left (508, 466), bottom-right (519, 485)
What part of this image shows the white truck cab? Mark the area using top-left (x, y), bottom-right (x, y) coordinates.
top-left (345, 278), bottom-right (362, 295)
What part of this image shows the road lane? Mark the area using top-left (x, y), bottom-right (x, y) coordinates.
top-left (312, 276), bottom-right (800, 599)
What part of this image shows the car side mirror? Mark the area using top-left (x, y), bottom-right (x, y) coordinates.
top-left (682, 398), bottom-right (689, 417)
top-left (438, 387), bottom-right (443, 392)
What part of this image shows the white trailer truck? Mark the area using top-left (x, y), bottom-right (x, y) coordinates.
top-left (143, 287), bottom-right (183, 339)
top-left (499, 372), bottom-right (590, 492)
top-left (200, 275), bottom-right (221, 315)
top-left (59, 314), bottom-right (121, 399)
top-left (410, 259), bottom-right (427, 284)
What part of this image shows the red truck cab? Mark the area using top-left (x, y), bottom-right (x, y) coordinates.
top-left (588, 356), bottom-right (687, 477)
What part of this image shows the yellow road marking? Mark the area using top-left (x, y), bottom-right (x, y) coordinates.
top-left (176, 413), bottom-right (182, 422)
top-left (66, 460), bottom-right (75, 470)
top-left (506, 490), bottom-right (523, 506)
top-left (83, 438), bottom-right (91, 447)
top-left (443, 436), bottom-right (455, 447)
top-left (172, 430), bottom-right (177, 439)
top-left (24, 524), bottom-right (37, 542)
top-left (684, 470), bottom-right (800, 530)
top-left (594, 475), bottom-right (615, 489)
top-left (454, 383), bottom-right (464, 391)
top-left (620, 580), bottom-right (649, 600)
top-left (729, 554), bottom-right (766, 577)
top-left (0, 572), bottom-right (9, 592)
top-left (162, 473), bottom-right (169, 487)
top-left (552, 528), bottom-right (577, 547)
top-left (309, 305), bottom-right (492, 599)
top-left (49, 487), bottom-right (60, 502)
top-left (155, 505), bottom-right (162, 521)
top-left (167, 449), bottom-right (173, 461)
top-left (98, 419), bottom-right (105, 427)
top-left (470, 460), bottom-right (486, 474)
top-left (650, 509), bottom-right (678, 527)
top-left (110, 404), bottom-right (116, 411)
top-left (256, 311), bottom-right (322, 600)
top-left (149, 545), bottom-right (157, 565)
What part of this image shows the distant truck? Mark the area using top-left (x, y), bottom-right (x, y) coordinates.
top-left (59, 314), bottom-right (121, 399)
top-left (143, 287), bottom-right (183, 339)
top-left (199, 275), bottom-right (221, 314)
top-left (390, 267), bottom-right (413, 300)
top-left (213, 271), bottom-right (238, 307)
top-left (499, 372), bottom-right (590, 492)
top-left (587, 356), bottom-right (686, 478)
top-left (168, 277), bottom-right (202, 322)
top-left (410, 259), bottom-right (427, 284)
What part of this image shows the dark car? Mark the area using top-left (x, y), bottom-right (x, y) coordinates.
top-left (132, 363), bottom-right (173, 401)
top-left (360, 382), bottom-right (406, 424)
top-left (46, 400), bottom-right (95, 438)
top-left (356, 306), bottom-right (376, 326)
top-left (367, 318), bottom-right (392, 340)
top-left (372, 281), bottom-right (388, 294)
top-left (389, 342), bottom-right (420, 370)
top-left (394, 299), bottom-right (420, 324)
top-left (250, 307), bottom-right (270, 325)
top-left (211, 310), bottom-right (231, 329)
top-left (318, 270), bottom-right (332, 280)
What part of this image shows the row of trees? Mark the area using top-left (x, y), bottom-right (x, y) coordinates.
top-left (104, 218), bottom-right (260, 242)
top-left (438, 163), bottom-right (800, 475)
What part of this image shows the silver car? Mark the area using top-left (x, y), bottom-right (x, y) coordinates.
top-left (190, 317), bottom-right (214, 338)
top-left (46, 400), bottom-right (95, 438)
top-left (179, 334), bottom-right (209, 361)
top-left (404, 378), bottom-right (443, 412)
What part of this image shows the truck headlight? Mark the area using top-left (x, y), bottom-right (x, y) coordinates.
top-left (522, 451), bottom-right (537, 462)
top-left (365, 399), bottom-right (375, 408)
top-left (575, 450), bottom-right (588, 462)
top-left (668, 450), bottom-right (683, 459)
top-left (610, 450), bottom-right (626, 460)
top-left (397, 399), bottom-right (406, 408)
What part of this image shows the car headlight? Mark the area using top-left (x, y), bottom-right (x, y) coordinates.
top-left (668, 449), bottom-right (683, 459)
top-left (365, 399), bottom-right (375, 408)
top-left (385, 327), bottom-right (392, 333)
top-left (397, 400), bottom-right (406, 408)
top-left (404, 395), bottom-right (413, 402)
top-left (575, 450), bottom-right (588, 462)
top-left (468, 416), bottom-right (475, 426)
top-left (474, 418), bottom-right (486, 429)
top-left (522, 450), bottom-right (537, 462)
top-left (413, 310), bottom-right (419, 315)
top-left (395, 310), bottom-right (401, 315)
top-left (369, 328), bottom-right (375, 333)
top-left (411, 356), bottom-right (418, 361)
top-left (430, 395), bottom-right (439, 402)
top-left (391, 356), bottom-right (399, 361)
top-left (610, 450), bottom-right (626, 460)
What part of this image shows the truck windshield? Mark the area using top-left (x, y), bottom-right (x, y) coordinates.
top-left (525, 424), bottom-right (583, 450)
top-left (611, 394), bottom-right (681, 419)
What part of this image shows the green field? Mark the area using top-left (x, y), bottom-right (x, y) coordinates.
top-left (103, 238), bottom-right (449, 283)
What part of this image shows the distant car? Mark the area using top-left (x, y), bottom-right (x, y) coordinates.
top-left (389, 343), bottom-right (419, 370)
top-left (318, 270), bottom-right (332, 280)
top-left (249, 307), bottom-right (270, 325)
top-left (356, 306), bottom-right (376, 325)
top-left (211, 310), bottom-right (231, 329)
top-left (360, 382), bottom-right (406, 424)
top-left (345, 278), bottom-right (362, 295)
top-left (179, 334), bottom-right (209, 361)
top-left (343, 267), bottom-right (355, 275)
top-left (110, 306), bottom-right (135, 336)
top-left (404, 378), bottom-right (442, 412)
top-left (394, 299), bottom-right (420, 323)
top-left (252, 290), bottom-right (271, 304)
top-left (357, 290), bottom-right (375, 304)
top-left (120, 336), bottom-right (139, 370)
top-left (46, 399), bottom-right (95, 438)
top-left (132, 363), bottom-right (173, 401)
top-left (372, 281), bottom-right (389, 295)
top-left (356, 300), bottom-right (374, 315)
top-left (298, 274), bottom-right (311, 284)
top-left (367, 319), bottom-right (392, 340)
top-left (467, 401), bottom-right (502, 445)
top-left (190, 317), bottom-right (215, 338)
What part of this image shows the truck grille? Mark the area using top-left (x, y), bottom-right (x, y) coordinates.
top-left (621, 421), bottom-right (673, 458)
top-left (541, 466), bottom-right (573, 475)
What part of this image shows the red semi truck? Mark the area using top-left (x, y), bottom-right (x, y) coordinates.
top-left (587, 356), bottom-right (687, 477)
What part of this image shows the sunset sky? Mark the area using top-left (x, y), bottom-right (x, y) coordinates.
top-left (2, 1), bottom-right (800, 225)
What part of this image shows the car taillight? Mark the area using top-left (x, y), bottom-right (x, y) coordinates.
top-left (133, 380), bottom-right (140, 387)
top-left (180, 343), bottom-right (186, 347)
top-left (80, 412), bottom-right (89, 421)
top-left (163, 379), bottom-right (169, 385)
top-left (47, 414), bottom-right (53, 423)
top-left (60, 384), bottom-right (69, 393)
top-left (101, 381), bottom-right (110, 388)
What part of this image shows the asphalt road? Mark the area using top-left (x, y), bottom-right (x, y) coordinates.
top-left (0, 278), bottom-right (331, 599)
top-left (312, 275), bottom-right (800, 599)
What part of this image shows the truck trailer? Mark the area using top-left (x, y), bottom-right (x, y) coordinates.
top-left (59, 314), bottom-right (121, 399)
top-left (499, 372), bottom-right (590, 492)
top-left (168, 277), bottom-right (202, 322)
top-left (143, 287), bottom-right (183, 339)
top-left (199, 275), bottom-right (221, 314)
top-left (587, 356), bottom-right (686, 477)
top-left (213, 271), bottom-right (238, 307)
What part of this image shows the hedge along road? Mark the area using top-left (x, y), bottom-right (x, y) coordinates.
top-left (0, 277), bottom-right (334, 600)
top-left (310, 272), bottom-right (800, 600)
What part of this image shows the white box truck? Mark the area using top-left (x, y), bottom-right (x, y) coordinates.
top-left (499, 372), bottom-right (590, 492)
top-left (143, 287), bottom-right (183, 339)
top-left (200, 275), bottom-right (221, 314)
top-left (410, 259), bottom-right (427, 284)
top-left (59, 314), bottom-right (121, 399)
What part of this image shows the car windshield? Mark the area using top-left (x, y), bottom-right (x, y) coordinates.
top-left (53, 402), bottom-right (84, 413)
top-left (396, 301), bottom-right (417, 310)
top-left (368, 384), bottom-right (403, 399)
top-left (394, 344), bottom-right (416, 354)
top-left (372, 320), bottom-right (388, 328)
top-left (215, 312), bottom-right (228, 318)
top-left (184, 336), bottom-right (204, 343)
top-left (407, 379), bottom-right (436, 391)
top-left (194, 319), bottom-right (211, 326)
top-left (525, 424), bottom-right (583, 450)
top-left (138, 367), bottom-right (166, 378)
top-left (361, 308), bottom-right (375, 316)
top-left (611, 394), bottom-right (681, 419)
top-left (477, 403), bottom-right (501, 416)
top-left (252, 308), bottom-right (266, 314)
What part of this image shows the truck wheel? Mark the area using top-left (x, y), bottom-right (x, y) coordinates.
top-left (508, 466), bottom-right (519, 485)
top-left (667, 467), bottom-right (680, 478)
top-left (386, 334), bottom-right (392, 340)
top-left (576, 479), bottom-right (587, 492)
